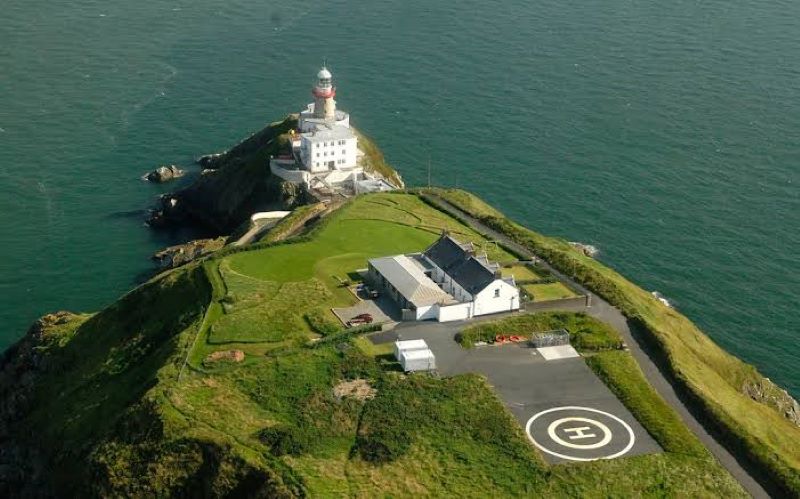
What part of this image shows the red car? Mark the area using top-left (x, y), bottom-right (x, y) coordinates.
top-left (347, 313), bottom-right (374, 327)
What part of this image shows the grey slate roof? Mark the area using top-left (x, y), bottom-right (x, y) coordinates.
top-left (369, 255), bottom-right (455, 307)
top-left (423, 235), bottom-right (473, 272)
top-left (447, 256), bottom-right (498, 294)
top-left (423, 234), bottom-right (501, 295)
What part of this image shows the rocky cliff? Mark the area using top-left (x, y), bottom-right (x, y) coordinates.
top-left (148, 116), bottom-right (301, 233)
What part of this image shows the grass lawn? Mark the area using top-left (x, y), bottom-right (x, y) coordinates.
top-left (219, 193), bottom-right (516, 346)
top-left (191, 193), bottom-right (518, 358)
top-left (500, 264), bottom-right (542, 281)
top-left (353, 336), bottom-right (394, 357)
top-left (522, 282), bottom-right (578, 301)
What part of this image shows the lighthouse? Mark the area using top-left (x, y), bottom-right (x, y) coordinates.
top-left (312, 66), bottom-right (336, 119)
top-left (298, 65), bottom-right (351, 133)
top-left (269, 63), bottom-right (398, 194)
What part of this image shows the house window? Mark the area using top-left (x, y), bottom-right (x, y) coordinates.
top-left (342, 149), bottom-right (346, 155)
top-left (494, 289), bottom-right (500, 298)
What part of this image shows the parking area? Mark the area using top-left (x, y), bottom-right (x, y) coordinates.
top-left (371, 321), bottom-right (661, 463)
top-left (332, 290), bottom-right (402, 327)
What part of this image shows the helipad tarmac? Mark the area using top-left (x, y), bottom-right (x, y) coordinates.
top-left (380, 321), bottom-right (662, 463)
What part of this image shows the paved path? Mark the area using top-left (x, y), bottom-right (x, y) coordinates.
top-left (423, 194), bottom-right (769, 498)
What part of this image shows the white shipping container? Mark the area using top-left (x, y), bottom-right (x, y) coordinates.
top-left (400, 348), bottom-right (436, 372)
top-left (393, 339), bottom-right (429, 360)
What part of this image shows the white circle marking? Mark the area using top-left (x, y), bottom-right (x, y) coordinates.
top-left (547, 417), bottom-right (612, 449)
top-left (525, 406), bottom-right (636, 462)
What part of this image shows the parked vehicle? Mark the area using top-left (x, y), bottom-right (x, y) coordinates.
top-left (347, 313), bottom-right (373, 327)
top-left (358, 284), bottom-right (380, 299)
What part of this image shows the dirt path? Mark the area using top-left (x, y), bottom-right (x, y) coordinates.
top-left (423, 193), bottom-right (769, 498)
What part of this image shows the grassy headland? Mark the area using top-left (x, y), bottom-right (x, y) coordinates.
top-left (0, 192), bottom-right (762, 496)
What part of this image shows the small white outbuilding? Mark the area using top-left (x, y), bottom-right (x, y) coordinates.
top-left (393, 339), bottom-right (428, 359)
top-left (400, 348), bottom-right (437, 372)
top-left (394, 339), bottom-right (436, 372)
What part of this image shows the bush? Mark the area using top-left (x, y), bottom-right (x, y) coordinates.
top-left (304, 308), bottom-right (342, 336)
top-left (258, 425), bottom-right (308, 456)
top-left (312, 323), bottom-right (383, 348)
top-left (340, 348), bottom-right (380, 380)
top-left (356, 427), bottom-right (413, 464)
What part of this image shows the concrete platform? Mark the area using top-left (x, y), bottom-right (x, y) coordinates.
top-left (332, 300), bottom-right (392, 326)
top-left (537, 345), bottom-right (580, 360)
top-left (376, 321), bottom-right (662, 463)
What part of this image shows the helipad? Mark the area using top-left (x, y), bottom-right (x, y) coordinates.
top-left (526, 406), bottom-right (636, 461)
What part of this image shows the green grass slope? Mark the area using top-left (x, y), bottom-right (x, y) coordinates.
top-left (0, 192), bottom-right (772, 497)
top-left (429, 187), bottom-right (800, 496)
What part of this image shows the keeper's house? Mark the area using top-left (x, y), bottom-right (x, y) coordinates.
top-left (367, 234), bottom-right (519, 322)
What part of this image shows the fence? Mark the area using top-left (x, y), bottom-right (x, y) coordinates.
top-left (530, 329), bottom-right (570, 348)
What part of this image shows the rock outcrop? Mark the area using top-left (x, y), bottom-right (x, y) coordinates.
top-left (145, 165), bottom-right (184, 183)
top-left (152, 238), bottom-right (226, 269)
top-left (742, 378), bottom-right (800, 427)
top-left (147, 115), bottom-right (298, 233)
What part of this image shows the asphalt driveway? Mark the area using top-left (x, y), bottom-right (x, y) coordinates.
top-left (373, 320), bottom-right (661, 463)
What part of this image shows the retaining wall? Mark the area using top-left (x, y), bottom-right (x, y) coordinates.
top-left (523, 295), bottom-right (591, 312)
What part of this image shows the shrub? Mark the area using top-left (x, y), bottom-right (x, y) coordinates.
top-left (340, 348), bottom-right (380, 380)
top-left (312, 323), bottom-right (383, 348)
top-left (356, 426), bottom-right (413, 464)
top-left (258, 425), bottom-right (308, 456)
top-left (304, 308), bottom-right (341, 336)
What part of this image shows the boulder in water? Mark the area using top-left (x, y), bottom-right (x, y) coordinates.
top-left (145, 165), bottom-right (184, 183)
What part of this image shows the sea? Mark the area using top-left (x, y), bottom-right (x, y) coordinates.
top-left (2, 0), bottom-right (798, 396)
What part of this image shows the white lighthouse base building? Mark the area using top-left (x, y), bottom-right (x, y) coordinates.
top-left (270, 66), bottom-right (396, 196)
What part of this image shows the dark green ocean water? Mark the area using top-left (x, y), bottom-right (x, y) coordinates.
top-left (2, 0), bottom-right (798, 395)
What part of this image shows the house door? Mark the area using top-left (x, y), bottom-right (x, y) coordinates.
top-left (328, 160), bottom-right (335, 168)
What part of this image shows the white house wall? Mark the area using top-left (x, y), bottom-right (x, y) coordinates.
top-left (269, 160), bottom-right (310, 184)
top-left (416, 305), bottom-right (438, 321)
top-left (436, 302), bottom-right (472, 322)
top-left (300, 135), bottom-right (358, 173)
top-left (473, 279), bottom-right (520, 316)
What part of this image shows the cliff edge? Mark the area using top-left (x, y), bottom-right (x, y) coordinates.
top-left (148, 116), bottom-right (403, 235)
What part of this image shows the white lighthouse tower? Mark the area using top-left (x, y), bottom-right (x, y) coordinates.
top-left (298, 65), bottom-right (351, 132)
top-left (312, 66), bottom-right (336, 119)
